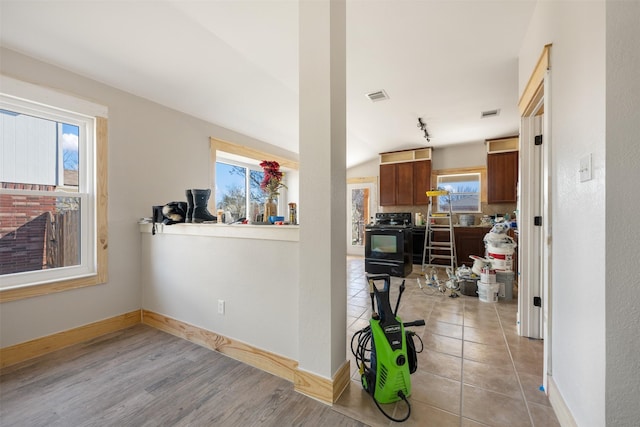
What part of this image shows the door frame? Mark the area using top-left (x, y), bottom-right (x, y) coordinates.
top-left (346, 177), bottom-right (377, 256)
top-left (518, 44), bottom-right (553, 392)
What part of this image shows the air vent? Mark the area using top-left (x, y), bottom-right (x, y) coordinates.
top-left (366, 90), bottom-right (389, 102)
top-left (481, 109), bottom-right (500, 118)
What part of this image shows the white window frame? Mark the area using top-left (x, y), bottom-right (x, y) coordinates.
top-left (210, 137), bottom-right (298, 220)
top-left (0, 75), bottom-right (108, 300)
top-left (215, 158), bottom-right (277, 222)
top-left (435, 172), bottom-right (482, 213)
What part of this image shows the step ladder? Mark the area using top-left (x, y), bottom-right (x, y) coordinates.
top-left (422, 190), bottom-right (457, 272)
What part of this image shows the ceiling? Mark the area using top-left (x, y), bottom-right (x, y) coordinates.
top-left (0, 1), bottom-right (536, 168)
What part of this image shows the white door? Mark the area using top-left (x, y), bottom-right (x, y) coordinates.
top-left (519, 104), bottom-right (544, 339)
top-left (347, 182), bottom-right (376, 256)
top-left (519, 74), bottom-right (552, 392)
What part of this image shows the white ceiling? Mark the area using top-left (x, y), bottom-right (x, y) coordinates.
top-left (0, 0), bottom-right (536, 168)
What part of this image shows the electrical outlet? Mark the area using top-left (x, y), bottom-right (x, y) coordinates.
top-left (218, 299), bottom-right (225, 315)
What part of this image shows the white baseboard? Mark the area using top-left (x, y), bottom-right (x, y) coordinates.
top-left (548, 375), bottom-right (578, 427)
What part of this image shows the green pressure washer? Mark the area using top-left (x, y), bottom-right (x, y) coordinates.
top-left (351, 273), bottom-right (424, 422)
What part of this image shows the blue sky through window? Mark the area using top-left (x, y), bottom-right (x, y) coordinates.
top-left (62, 123), bottom-right (79, 171)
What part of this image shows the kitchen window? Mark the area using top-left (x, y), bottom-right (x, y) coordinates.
top-left (0, 76), bottom-right (108, 301)
top-left (435, 172), bottom-right (481, 213)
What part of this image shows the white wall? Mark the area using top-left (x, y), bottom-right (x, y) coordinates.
top-left (432, 141), bottom-right (487, 170)
top-left (347, 142), bottom-right (487, 181)
top-left (605, 1), bottom-right (640, 425)
top-left (346, 157), bottom-right (378, 179)
top-left (0, 48), bottom-right (298, 348)
top-left (140, 228), bottom-right (299, 359)
top-left (519, 2), bottom-right (606, 426)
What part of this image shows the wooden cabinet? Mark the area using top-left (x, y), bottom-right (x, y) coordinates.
top-left (487, 136), bottom-right (518, 204)
top-left (454, 226), bottom-right (491, 266)
top-left (416, 226), bottom-right (490, 267)
top-left (412, 160), bottom-right (431, 205)
top-left (379, 163), bottom-right (397, 206)
top-left (396, 162), bottom-right (415, 205)
top-left (379, 161), bottom-right (431, 206)
top-left (379, 148), bottom-right (432, 206)
top-left (487, 151), bottom-right (518, 204)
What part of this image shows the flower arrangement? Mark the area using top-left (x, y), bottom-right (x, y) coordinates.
top-left (259, 160), bottom-right (287, 200)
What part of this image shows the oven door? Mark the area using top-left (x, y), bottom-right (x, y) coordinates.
top-left (365, 227), bottom-right (413, 277)
top-left (365, 227), bottom-right (405, 261)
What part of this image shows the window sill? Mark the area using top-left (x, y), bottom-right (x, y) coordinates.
top-left (139, 222), bottom-right (300, 242)
top-left (0, 274), bottom-right (102, 303)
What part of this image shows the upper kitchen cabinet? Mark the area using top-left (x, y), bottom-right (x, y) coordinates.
top-left (486, 137), bottom-right (519, 204)
top-left (379, 148), bottom-right (431, 206)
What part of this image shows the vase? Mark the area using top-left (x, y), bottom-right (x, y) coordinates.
top-left (264, 198), bottom-right (277, 221)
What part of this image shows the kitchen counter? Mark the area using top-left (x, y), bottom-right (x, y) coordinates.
top-left (412, 224), bottom-right (492, 229)
top-left (411, 225), bottom-right (492, 266)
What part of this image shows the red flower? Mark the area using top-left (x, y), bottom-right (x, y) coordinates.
top-left (260, 160), bottom-right (287, 198)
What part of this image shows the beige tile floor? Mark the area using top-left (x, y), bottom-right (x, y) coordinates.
top-left (334, 257), bottom-right (560, 427)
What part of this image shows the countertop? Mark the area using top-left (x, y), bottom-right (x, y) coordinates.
top-left (411, 225), bottom-right (493, 229)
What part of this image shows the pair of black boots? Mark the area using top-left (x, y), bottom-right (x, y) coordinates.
top-left (185, 189), bottom-right (217, 223)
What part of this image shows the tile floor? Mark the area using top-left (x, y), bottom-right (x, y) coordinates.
top-left (333, 257), bottom-right (560, 427)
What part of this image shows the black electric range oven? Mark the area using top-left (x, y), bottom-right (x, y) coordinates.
top-left (364, 212), bottom-right (413, 277)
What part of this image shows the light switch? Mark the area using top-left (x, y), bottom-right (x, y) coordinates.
top-left (579, 153), bottom-right (592, 182)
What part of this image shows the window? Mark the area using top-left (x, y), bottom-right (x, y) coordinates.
top-left (210, 137), bottom-right (298, 224)
top-left (436, 173), bottom-right (481, 213)
top-left (215, 160), bottom-right (269, 223)
top-left (0, 76), bottom-right (107, 301)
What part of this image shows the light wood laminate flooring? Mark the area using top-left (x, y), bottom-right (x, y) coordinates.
top-left (0, 325), bottom-right (364, 426)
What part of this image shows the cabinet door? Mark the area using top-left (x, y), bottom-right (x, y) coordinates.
top-left (379, 164), bottom-right (397, 206)
top-left (413, 160), bottom-right (431, 205)
top-left (455, 227), bottom-right (490, 266)
top-left (487, 151), bottom-right (518, 203)
top-left (396, 162), bottom-right (414, 205)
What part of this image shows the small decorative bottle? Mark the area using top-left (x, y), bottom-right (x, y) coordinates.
top-left (264, 198), bottom-right (277, 220)
top-left (288, 202), bottom-right (297, 224)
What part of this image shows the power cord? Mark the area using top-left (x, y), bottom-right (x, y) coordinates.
top-left (350, 325), bottom-right (423, 423)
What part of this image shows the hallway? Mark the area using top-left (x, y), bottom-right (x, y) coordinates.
top-left (333, 257), bottom-right (560, 426)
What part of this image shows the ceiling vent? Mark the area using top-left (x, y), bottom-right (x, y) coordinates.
top-left (481, 109), bottom-right (500, 118)
top-left (366, 90), bottom-right (389, 102)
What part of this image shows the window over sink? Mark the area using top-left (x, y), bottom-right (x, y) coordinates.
top-left (436, 172), bottom-right (481, 213)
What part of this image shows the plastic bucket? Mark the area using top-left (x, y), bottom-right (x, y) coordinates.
top-left (480, 267), bottom-right (496, 283)
top-left (477, 282), bottom-right (500, 303)
top-left (459, 214), bottom-right (475, 226)
top-left (497, 271), bottom-right (515, 300)
top-left (486, 244), bottom-right (515, 271)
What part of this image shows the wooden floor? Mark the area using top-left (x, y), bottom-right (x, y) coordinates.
top-left (0, 325), bottom-right (366, 427)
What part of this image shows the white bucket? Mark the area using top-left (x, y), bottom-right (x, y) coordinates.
top-left (486, 244), bottom-right (515, 271)
top-left (477, 282), bottom-right (500, 303)
top-left (480, 267), bottom-right (496, 283)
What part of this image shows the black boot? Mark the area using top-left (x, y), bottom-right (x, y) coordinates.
top-left (185, 190), bottom-right (194, 223)
top-left (191, 189), bottom-right (217, 223)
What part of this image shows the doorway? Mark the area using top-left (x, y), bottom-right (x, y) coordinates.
top-left (347, 178), bottom-right (377, 256)
top-left (518, 44), bottom-right (552, 392)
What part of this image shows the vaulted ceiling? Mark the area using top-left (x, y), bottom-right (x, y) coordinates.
top-left (0, 1), bottom-right (536, 167)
